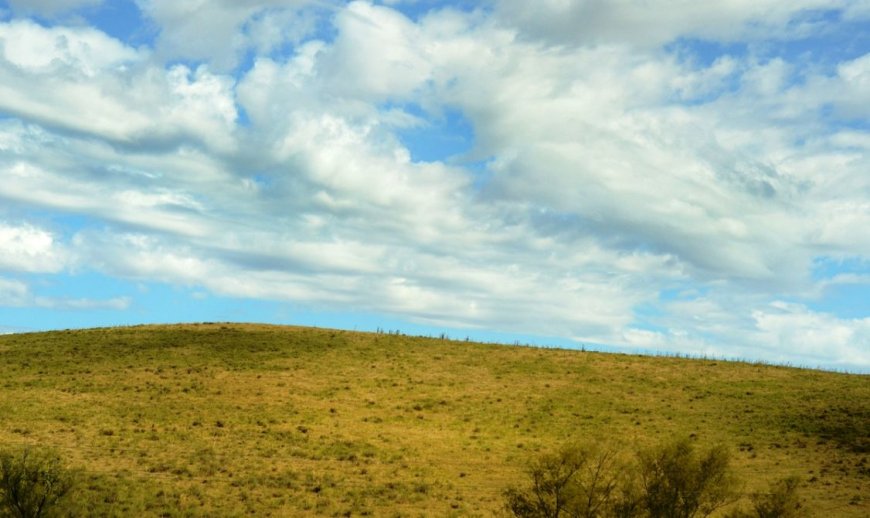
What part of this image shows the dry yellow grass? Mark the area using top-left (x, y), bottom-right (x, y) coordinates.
top-left (0, 323), bottom-right (867, 516)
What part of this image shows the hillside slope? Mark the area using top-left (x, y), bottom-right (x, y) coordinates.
top-left (0, 324), bottom-right (867, 516)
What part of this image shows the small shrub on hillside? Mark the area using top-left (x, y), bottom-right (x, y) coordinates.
top-left (753, 477), bottom-right (806, 518)
top-left (504, 443), bottom-right (630, 517)
top-left (637, 438), bottom-right (738, 518)
top-left (0, 447), bottom-right (74, 518)
top-left (727, 476), bottom-right (807, 518)
top-left (505, 437), bottom-right (740, 518)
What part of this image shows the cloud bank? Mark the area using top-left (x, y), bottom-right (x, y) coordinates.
top-left (0, 0), bottom-right (868, 370)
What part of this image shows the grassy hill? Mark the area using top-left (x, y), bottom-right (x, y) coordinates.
top-left (0, 323), bottom-right (867, 516)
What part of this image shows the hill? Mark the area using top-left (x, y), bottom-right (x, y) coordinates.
top-left (0, 323), bottom-right (867, 516)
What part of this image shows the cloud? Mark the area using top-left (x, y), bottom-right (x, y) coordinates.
top-left (0, 276), bottom-right (130, 310)
top-left (493, 0), bottom-right (859, 47)
top-left (0, 222), bottom-right (67, 273)
top-left (833, 53), bottom-right (870, 117)
top-left (35, 296), bottom-right (132, 311)
top-left (0, 20), bottom-right (237, 151)
top-left (620, 297), bottom-right (870, 370)
top-left (0, 155), bottom-right (217, 238)
top-left (0, 19), bottom-right (138, 75)
top-left (752, 302), bottom-right (870, 368)
top-left (135, 0), bottom-right (320, 70)
top-left (320, 1), bottom-right (431, 99)
top-left (405, 22), bottom-right (807, 285)
top-left (0, 277), bottom-right (29, 304)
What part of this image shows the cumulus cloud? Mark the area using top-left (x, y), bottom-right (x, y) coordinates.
top-left (752, 302), bottom-right (870, 368)
top-left (135, 0), bottom-right (321, 69)
top-left (0, 20), bottom-right (237, 151)
top-left (399, 19), bottom-right (808, 285)
top-left (0, 19), bottom-right (137, 75)
top-left (321, 2), bottom-right (431, 99)
top-left (0, 222), bottom-right (67, 273)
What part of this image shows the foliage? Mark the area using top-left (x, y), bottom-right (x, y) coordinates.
top-left (637, 438), bottom-right (737, 518)
top-left (727, 476), bottom-right (807, 518)
top-left (0, 447), bottom-right (73, 518)
top-left (505, 438), bottom-right (740, 518)
top-left (751, 477), bottom-right (805, 518)
top-left (504, 443), bottom-right (627, 518)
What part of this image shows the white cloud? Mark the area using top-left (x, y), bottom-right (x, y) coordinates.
top-left (320, 1), bottom-right (431, 99)
top-left (752, 302), bottom-right (870, 368)
top-left (834, 53), bottom-right (870, 117)
top-left (0, 160), bottom-right (215, 238)
top-left (135, 0), bottom-right (318, 69)
top-left (244, 6), bottom-right (319, 55)
top-left (35, 296), bottom-right (132, 310)
top-left (0, 19), bottom-right (138, 75)
top-left (617, 297), bottom-right (870, 370)
top-left (0, 276), bottom-right (130, 311)
top-left (407, 25), bottom-right (809, 284)
top-left (493, 0), bottom-right (857, 47)
top-left (0, 21), bottom-right (237, 151)
top-left (0, 222), bottom-right (67, 273)
top-left (135, 0), bottom-right (252, 67)
top-left (0, 277), bottom-right (30, 305)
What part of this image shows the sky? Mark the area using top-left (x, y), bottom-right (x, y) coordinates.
top-left (0, 0), bottom-right (868, 372)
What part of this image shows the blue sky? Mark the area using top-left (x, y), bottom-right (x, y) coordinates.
top-left (0, 0), bottom-right (868, 371)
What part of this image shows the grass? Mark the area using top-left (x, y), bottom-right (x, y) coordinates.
top-left (0, 323), bottom-right (867, 516)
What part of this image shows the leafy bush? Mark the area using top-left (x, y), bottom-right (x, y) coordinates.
top-left (505, 437), bottom-right (741, 518)
top-left (0, 447), bottom-right (74, 518)
top-left (751, 477), bottom-right (805, 518)
top-left (504, 443), bottom-right (629, 518)
top-left (727, 476), bottom-right (807, 518)
top-left (637, 438), bottom-right (737, 518)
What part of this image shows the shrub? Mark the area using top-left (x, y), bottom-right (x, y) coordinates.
top-left (504, 443), bottom-right (628, 518)
top-left (728, 476), bottom-right (807, 518)
top-left (505, 437), bottom-right (739, 518)
top-left (751, 477), bottom-right (805, 518)
top-left (637, 438), bottom-right (738, 518)
top-left (0, 447), bottom-right (74, 518)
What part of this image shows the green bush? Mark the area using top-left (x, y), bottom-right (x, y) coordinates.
top-left (0, 447), bottom-right (74, 518)
top-left (637, 438), bottom-right (737, 518)
top-left (751, 477), bottom-right (805, 518)
top-left (505, 438), bottom-right (741, 518)
top-left (503, 444), bottom-right (581, 517)
top-left (727, 476), bottom-right (807, 518)
top-left (504, 443), bottom-right (628, 518)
